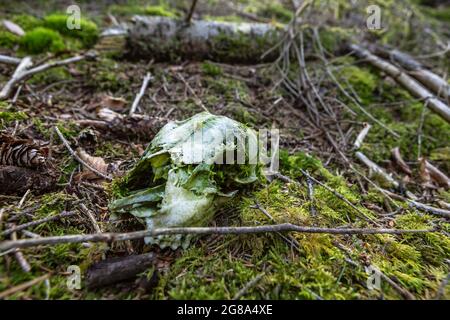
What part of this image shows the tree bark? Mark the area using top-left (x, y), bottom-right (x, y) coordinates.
top-left (125, 16), bottom-right (282, 62)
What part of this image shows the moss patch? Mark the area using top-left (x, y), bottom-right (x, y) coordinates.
top-left (20, 27), bottom-right (65, 54)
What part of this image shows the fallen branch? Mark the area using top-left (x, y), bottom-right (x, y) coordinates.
top-left (0, 54), bottom-right (21, 65)
top-left (349, 44), bottom-right (450, 123)
top-left (0, 53), bottom-right (93, 100)
top-left (0, 56), bottom-right (32, 100)
top-left (373, 46), bottom-right (450, 102)
top-left (355, 151), bottom-right (399, 188)
top-left (381, 189), bottom-right (450, 219)
top-left (0, 223), bottom-right (434, 252)
top-left (129, 72), bottom-right (153, 115)
top-left (127, 16), bottom-right (281, 62)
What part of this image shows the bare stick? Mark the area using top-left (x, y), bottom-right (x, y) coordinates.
top-left (185, 0), bottom-right (198, 24)
top-left (381, 189), bottom-right (450, 219)
top-left (355, 151), bottom-right (399, 188)
top-left (0, 274), bottom-right (50, 299)
top-left (373, 46), bottom-right (450, 102)
top-left (0, 56), bottom-right (32, 99)
top-left (54, 126), bottom-right (112, 181)
top-left (0, 223), bottom-right (434, 252)
top-left (409, 201), bottom-right (450, 219)
top-left (1, 211), bottom-right (75, 237)
top-left (353, 123), bottom-right (372, 149)
top-left (11, 227), bottom-right (31, 273)
top-left (79, 203), bottom-right (102, 233)
top-left (0, 54), bottom-right (90, 100)
top-left (129, 72), bottom-right (152, 115)
top-left (0, 54), bottom-right (21, 65)
top-left (349, 44), bottom-right (450, 123)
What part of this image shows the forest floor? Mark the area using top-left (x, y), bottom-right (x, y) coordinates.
top-left (0, 0), bottom-right (449, 300)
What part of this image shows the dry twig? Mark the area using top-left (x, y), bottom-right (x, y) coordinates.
top-left (0, 223), bottom-right (434, 252)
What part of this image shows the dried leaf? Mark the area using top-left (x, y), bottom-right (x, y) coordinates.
top-left (76, 148), bottom-right (109, 178)
top-left (0, 135), bottom-right (47, 168)
top-left (101, 95), bottom-right (127, 111)
top-left (391, 147), bottom-right (412, 175)
top-left (75, 147), bottom-right (122, 181)
top-left (2, 19), bottom-right (25, 36)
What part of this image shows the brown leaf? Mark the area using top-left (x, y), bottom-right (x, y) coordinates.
top-left (76, 148), bottom-right (109, 178)
top-left (391, 147), bottom-right (412, 176)
top-left (101, 95), bottom-right (127, 111)
top-left (2, 19), bottom-right (25, 36)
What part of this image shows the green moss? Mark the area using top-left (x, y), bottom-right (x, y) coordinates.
top-left (20, 27), bottom-right (65, 54)
top-left (43, 14), bottom-right (98, 47)
top-left (28, 67), bottom-right (71, 85)
top-left (11, 14), bottom-right (42, 31)
top-left (0, 29), bottom-right (20, 49)
top-left (145, 5), bottom-right (178, 18)
top-left (316, 27), bottom-right (353, 53)
top-left (335, 62), bottom-right (378, 104)
top-left (257, 3), bottom-right (293, 23)
top-left (0, 110), bottom-right (28, 129)
top-left (201, 61), bottom-right (223, 77)
top-left (108, 4), bottom-right (148, 16)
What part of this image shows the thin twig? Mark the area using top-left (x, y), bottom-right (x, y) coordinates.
top-left (275, 172), bottom-right (379, 225)
top-left (129, 72), bottom-right (152, 115)
top-left (11, 226), bottom-right (31, 273)
top-left (0, 211), bottom-right (75, 237)
top-left (54, 126), bottom-right (112, 181)
top-left (0, 223), bottom-right (434, 252)
top-left (0, 274), bottom-right (50, 299)
top-left (79, 203), bottom-right (102, 233)
top-left (353, 123), bottom-right (372, 149)
top-left (185, 0), bottom-right (198, 24)
top-left (0, 53), bottom-right (91, 100)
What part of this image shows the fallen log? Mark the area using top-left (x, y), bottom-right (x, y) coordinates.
top-left (0, 165), bottom-right (56, 195)
top-left (349, 44), bottom-right (450, 124)
top-left (373, 46), bottom-right (450, 103)
top-left (120, 16), bottom-right (282, 62)
top-left (85, 253), bottom-right (156, 289)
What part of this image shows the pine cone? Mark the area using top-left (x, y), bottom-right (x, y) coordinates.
top-left (0, 135), bottom-right (47, 168)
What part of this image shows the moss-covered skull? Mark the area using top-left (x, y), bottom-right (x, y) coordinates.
top-left (110, 112), bottom-right (263, 249)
